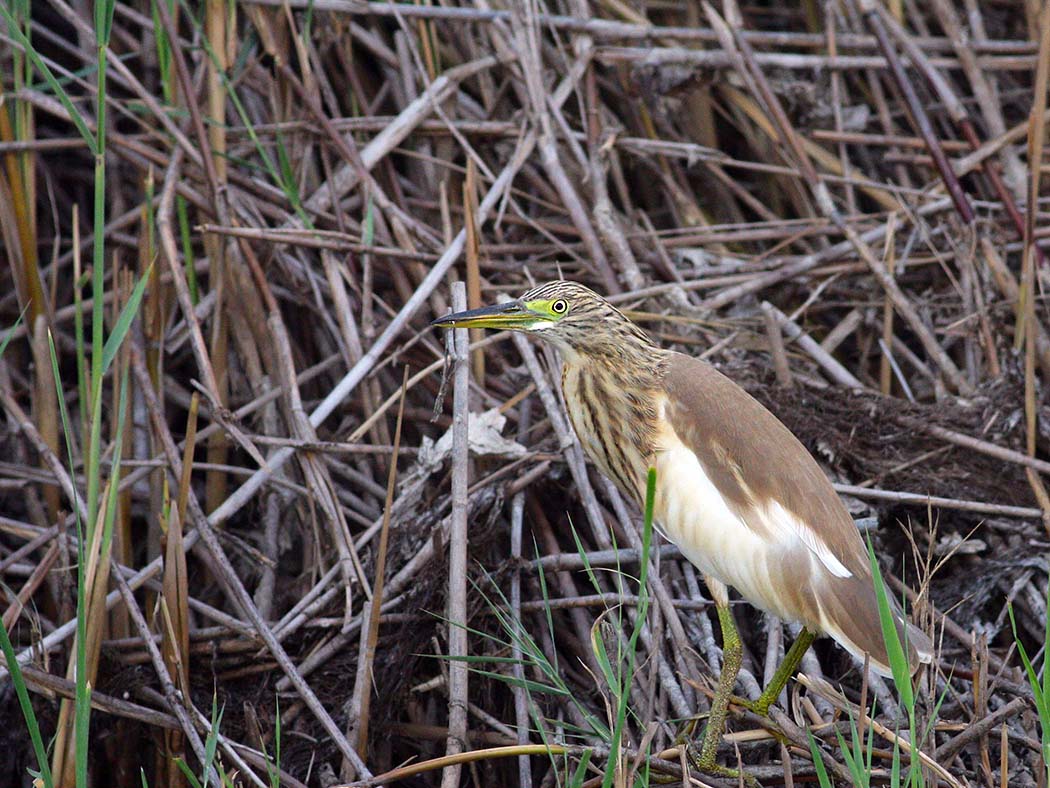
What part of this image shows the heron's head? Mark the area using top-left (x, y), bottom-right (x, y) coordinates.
top-left (431, 280), bottom-right (654, 361)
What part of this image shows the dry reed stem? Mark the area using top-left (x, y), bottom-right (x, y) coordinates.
top-left (2, 1), bottom-right (1049, 784)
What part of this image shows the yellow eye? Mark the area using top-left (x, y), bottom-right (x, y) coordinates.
top-left (551, 299), bottom-right (568, 315)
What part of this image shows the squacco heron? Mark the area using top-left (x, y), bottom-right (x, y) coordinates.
top-left (433, 280), bottom-right (931, 774)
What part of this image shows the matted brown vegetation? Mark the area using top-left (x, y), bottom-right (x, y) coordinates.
top-left (1, 1), bottom-right (1050, 786)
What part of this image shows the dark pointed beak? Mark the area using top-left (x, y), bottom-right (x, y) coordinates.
top-left (430, 300), bottom-right (541, 330)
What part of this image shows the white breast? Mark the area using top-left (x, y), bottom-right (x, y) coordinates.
top-left (653, 437), bottom-right (846, 626)
top-left (653, 445), bottom-right (780, 614)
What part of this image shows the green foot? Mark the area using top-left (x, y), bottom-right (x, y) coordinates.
top-left (735, 694), bottom-right (772, 717)
top-left (672, 711), bottom-right (706, 745)
top-left (685, 738), bottom-right (760, 788)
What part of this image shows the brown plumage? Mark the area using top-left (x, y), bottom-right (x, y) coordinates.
top-left (433, 279), bottom-right (930, 678)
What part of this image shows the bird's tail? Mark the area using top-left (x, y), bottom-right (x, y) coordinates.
top-left (820, 573), bottom-right (932, 678)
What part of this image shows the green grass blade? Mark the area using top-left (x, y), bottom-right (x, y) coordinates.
top-left (362, 197), bottom-right (375, 247)
top-left (0, 310), bottom-right (26, 359)
top-left (0, 4), bottom-right (96, 151)
top-left (176, 196), bottom-right (198, 304)
top-left (570, 749), bottom-right (592, 788)
top-left (866, 537), bottom-right (914, 710)
top-left (533, 534), bottom-right (560, 675)
top-left (175, 759), bottom-right (205, 788)
top-left (203, 698), bottom-right (225, 788)
top-left (806, 728), bottom-right (833, 788)
top-left (101, 266), bottom-right (152, 374)
top-left (1009, 602), bottom-right (1050, 775)
top-left (601, 468), bottom-right (656, 788)
top-left (0, 614), bottom-right (54, 788)
top-left (47, 329), bottom-right (90, 788)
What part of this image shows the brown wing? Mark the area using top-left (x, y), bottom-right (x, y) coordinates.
top-left (661, 352), bottom-right (930, 673)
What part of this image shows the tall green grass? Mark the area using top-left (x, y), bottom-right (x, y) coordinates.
top-left (456, 469), bottom-right (658, 787)
top-left (1009, 582), bottom-right (1050, 784)
top-left (808, 539), bottom-right (944, 788)
top-left (0, 2), bottom-right (154, 783)
top-left (0, 314), bottom-right (54, 787)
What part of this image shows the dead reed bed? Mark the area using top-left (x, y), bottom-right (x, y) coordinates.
top-left (1, 0), bottom-right (1050, 785)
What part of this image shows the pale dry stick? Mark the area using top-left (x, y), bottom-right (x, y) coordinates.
top-left (208, 130), bottom-right (536, 532)
top-left (894, 415), bottom-right (1050, 478)
top-left (760, 303), bottom-right (794, 388)
top-left (441, 283), bottom-right (471, 788)
top-left (39, 0), bottom-right (204, 171)
top-left (712, 3), bottom-right (973, 395)
top-left (699, 197), bottom-right (953, 311)
top-left (825, 2), bottom-right (856, 215)
top-left (834, 484), bottom-right (1043, 519)
top-left (507, 4), bottom-right (619, 293)
top-left (928, 0), bottom-right (1026, 193)
top-left (878, 339), bottom-right (916, 403)
top-left (110, 565), bottom-right (221, 787)
top-left (856, 0), bottom-right (975, 224)
top-left (880, 215), bottom-right (897, 395)
top-left (296, 56), bottom-right (498, 220)
top-left (955, 110), bottom-right (1050, 183)
top-left (761, 302), bottom-right (864, 389)
top-left (156, 148), bottom-right (224, 408)
top-left (128, 345), bottom-right (373, 779)
top-left (347, 367), bottom-right (408, 760)
top-left (512, 331), bottom-right (693, 718)
top-left (595, 46), bottom-right (1032, 72)
top-left (248, 0), bottom-right (1036, 55)
top-left (562, 0), bottom-right (646, 294)
top-left (0, 384), bottom-right (88, 523)
top-left (797, 674), bottom-right (965, 788)
top-left (819, 308), bottom-right (863, 356)
top-left (509, 398), bottom-right (534, 788)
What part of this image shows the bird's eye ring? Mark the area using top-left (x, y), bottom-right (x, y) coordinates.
top-left (551, 299), bottom-right (568, 315)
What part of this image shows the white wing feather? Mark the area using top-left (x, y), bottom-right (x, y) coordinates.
top-left (761, 500), bottom-right (852, 578)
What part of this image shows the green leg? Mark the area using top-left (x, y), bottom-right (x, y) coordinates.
top-left (748, 627), bottom-right (817, 716)
top-left (695, 600), bottom-right (744, 771)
